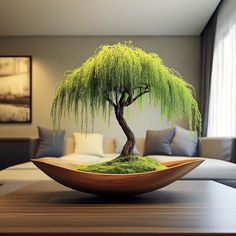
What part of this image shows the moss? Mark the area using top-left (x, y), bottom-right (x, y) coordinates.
top-left (74, 155), bottom-right (168, 174)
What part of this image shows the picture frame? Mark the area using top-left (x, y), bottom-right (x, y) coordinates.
top-left (0, 56), bottom-right (32, 123)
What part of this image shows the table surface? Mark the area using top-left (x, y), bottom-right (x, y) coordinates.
top-left (0, 180), bottom-right (236, 235)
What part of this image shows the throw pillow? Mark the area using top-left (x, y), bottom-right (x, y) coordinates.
top-left (115, 138), bottom-right (140, 155)
top-left (73, 132), bottom-right (104, 157)
top-left (171, 126), bottom-right (198, 157)
top-left (144, 128), bottom-right (175, 156)
top-left (35, 126), bottom-right (65, 157)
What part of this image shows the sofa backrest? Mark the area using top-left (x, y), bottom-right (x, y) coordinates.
top-left (64, 137), bottom-right (145, 155)
top-left (199, 137), bottom-right (235, 162)
top-left (64, 136), bottom-right (236, 163)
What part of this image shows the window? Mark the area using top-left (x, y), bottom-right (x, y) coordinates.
top-left (208, 0), bottom-right (236, 136)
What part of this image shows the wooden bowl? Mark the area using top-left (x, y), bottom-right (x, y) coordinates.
top-left (32, 158), bottom-right (204, 195)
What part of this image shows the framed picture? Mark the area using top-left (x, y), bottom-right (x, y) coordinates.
top-left (0, 56), bottom-right (32, 123)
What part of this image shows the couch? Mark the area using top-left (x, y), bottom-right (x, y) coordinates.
top-left (62, 137), bottom-right (236, 187)
top-left (1, 136), bottom-right (236, 196)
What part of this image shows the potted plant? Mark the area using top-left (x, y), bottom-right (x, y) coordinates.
top-left (32, 42), bottom-right (202, 195)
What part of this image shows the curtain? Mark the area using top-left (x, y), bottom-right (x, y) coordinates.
top-left (200, 8), bottom-right (218, 136)
top-left (208, 0), bottom-right (236, 136)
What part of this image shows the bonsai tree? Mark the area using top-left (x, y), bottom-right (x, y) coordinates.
top-left (51, 42), bottom-right (201, 163)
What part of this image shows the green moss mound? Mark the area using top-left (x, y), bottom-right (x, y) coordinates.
top-left (74, 155), bottom-right (168, 174)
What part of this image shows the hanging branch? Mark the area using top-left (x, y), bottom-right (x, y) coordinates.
top-left (104, 90), bottom-right (116, 107)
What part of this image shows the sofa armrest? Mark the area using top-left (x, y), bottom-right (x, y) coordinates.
top-left (30, 138), bottom-right (39, 158)
top-left (199, 137), bottom-right (235, 162)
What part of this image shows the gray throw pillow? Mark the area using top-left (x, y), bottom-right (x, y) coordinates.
top-left (115, 138), bottom-right (140, 155)
top-left (171, 126), bottom-right (198, 157)
top-left (144, 128), bottom-right (175, 156)
top-left (35, 126), bottom-right (65, 157)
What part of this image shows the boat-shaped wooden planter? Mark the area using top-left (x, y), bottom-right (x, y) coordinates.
top-left (32, 158), bottom-right (203, 195)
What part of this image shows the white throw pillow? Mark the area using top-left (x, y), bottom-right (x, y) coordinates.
top-left (73, 133), bottom-right (104, 157)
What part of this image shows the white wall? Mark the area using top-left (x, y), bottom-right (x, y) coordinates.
top-left (0, 36), bottom-right (200, 138)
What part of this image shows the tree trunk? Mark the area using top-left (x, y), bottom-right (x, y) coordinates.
top-left (114, 106), bottom-right (135, 156)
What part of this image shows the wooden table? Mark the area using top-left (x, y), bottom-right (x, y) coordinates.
top-left (0, 180), bottom-right (236, 235)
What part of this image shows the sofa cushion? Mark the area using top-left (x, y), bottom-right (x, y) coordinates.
top-left (147, 155), bottom-right (236, 180)
top-left (35, 126), bottom-right (65, 157)
top-left (184, 157), bottom-right (236, 180)
top-left (144, 128), bottom-right (175, 156)
top-left (171, 126), bottom-right (198, 157)
top-left (73, 132), bottom-right (104, 157)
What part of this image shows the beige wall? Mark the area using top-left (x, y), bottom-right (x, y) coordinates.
top-left (0, 36), bottom-right (200, 138)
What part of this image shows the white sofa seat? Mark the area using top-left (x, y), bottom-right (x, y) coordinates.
top-left (0, 153), bottom-right (119, 182)
top-left (184, 158), bottom-right (236, 180)
top-left (1, 153), bottom-right (236, 186)
top-left (148, 155), bottom-right (236, 180)
top-left (0, 162), bottom-right (49, 181)
top-left (61, 153), bottom-right (236, 180)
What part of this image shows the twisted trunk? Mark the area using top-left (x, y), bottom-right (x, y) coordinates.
top-left (114, 105), bottom-right (135, 156)
top-left (105, 86), bottom-right (149, 157)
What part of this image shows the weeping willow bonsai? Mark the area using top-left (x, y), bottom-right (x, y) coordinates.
top-left (51, 42), bottom-right (201, 174)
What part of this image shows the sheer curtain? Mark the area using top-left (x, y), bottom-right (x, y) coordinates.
top-left (208, 0), bottom-right (236, 136)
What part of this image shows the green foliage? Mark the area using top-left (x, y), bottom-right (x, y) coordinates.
top-left (74, 155), bottom-right (168, 174)
top-left (51, 42), bottom-right (201, 133)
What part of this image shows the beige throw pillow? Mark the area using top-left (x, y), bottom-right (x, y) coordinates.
top-left (73, 132), bottom-right (104, 157)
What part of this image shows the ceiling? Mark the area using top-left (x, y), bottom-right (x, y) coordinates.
top-left (0, 0), bottom-right (220, 36)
